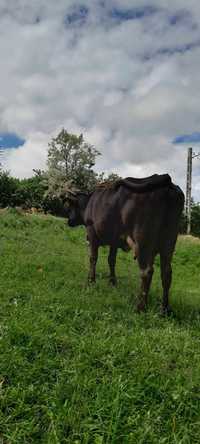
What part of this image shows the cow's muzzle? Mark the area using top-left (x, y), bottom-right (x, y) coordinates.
top-left (68, 219), bottom-right (77, 227)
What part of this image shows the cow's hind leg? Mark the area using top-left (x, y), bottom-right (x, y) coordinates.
top-left (160, 253), bottom-right (173, 316)
top-left (136, 250), bottom-right (154, 312)
top-left (88, 242), bottom-right (99, 284)
top-left (108, 246), bottom-right (117, 285)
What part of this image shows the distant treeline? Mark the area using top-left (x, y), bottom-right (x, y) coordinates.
top-left (0, 170), bottom-right (48, 211)
top-left (0, 128), bottom-right (200, 237)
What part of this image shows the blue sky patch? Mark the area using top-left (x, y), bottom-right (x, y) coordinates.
top-left (0, 133), bottom-right (25, 149)
top-left (173, 132), bottom-right (200, 144)
top-left (65, 6), bottom-right (89, 25)
top-left (109, 5), bottom-right (158, 22)
top-left (143, 38), bottom-right (200, 61)
top-left (169, 10), bottom-right (188, 26)
top-left (158, 40), bottom-right (200, 55)
top-left (168, 9), bottom-right (197, 30)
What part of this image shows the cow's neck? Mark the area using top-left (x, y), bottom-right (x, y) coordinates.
top-left (78, 193), bottom-right (92, 225)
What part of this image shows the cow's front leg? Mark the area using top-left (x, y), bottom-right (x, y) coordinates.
top-left (88, 242), bottom-right (99, 284)
top-left (108, 246), bottom-right (117, 285)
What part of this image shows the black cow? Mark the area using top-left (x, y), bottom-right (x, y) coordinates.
top-left (65, 174), bottom-right (184, 314)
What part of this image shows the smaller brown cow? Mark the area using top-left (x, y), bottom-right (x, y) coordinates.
top-left (65, 174), bottom-right (184, 314)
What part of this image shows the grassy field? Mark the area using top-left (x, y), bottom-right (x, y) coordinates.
top-left (0, 209), bottom-right (200, 444)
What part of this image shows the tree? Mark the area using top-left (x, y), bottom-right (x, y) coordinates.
top-left (0, 168), bottom-right (48, 210)
top-left (97, 172), bottom-right (121, 185)
top-left (46, 129), bottom-right (101, 198)
top-left (179, 201), bottom-right (200, 237)
top-left (191, 202), bottom-right (200, 237)
top-left (0, 171), bottom-right (18, 208)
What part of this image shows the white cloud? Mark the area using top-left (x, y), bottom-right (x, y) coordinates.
top-left (0, 1), bottom-right (200, 198)
top-left (5, 133), bottom-right (48, 177)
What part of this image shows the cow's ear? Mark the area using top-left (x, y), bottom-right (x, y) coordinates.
top-left (65, 195), bottom-right (77, 204)
top-left (62, 198), bottom-right (70, 207)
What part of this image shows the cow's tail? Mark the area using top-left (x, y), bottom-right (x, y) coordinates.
top-left (165, 183), bottom-right (185, 234)
top-left (168, 183), bottom-right (185, 215)
top-left (159, 184), bottom-right (185, 254)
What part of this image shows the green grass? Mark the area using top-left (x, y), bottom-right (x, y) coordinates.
top-left (0, 209), bottom-right (200, 443)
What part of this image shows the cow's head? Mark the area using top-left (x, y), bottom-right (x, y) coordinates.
top-left (65, 191), bottom-right (90, 227)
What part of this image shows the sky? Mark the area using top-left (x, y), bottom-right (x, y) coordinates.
top-left (1, 0), bottom-right (200, 199)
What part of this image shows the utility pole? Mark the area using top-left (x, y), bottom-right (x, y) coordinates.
top-left (185, 147), bottom-right (200, 234)
top-left (185, 147), bottom-right (192, 234)
top-left (0, 146), bottom-right (5, 169)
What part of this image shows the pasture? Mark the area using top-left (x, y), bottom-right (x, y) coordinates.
top-left (0, 209), bottom-right (200, 443)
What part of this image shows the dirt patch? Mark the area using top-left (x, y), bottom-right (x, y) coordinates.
top-left (179, 234), bottom-right (200, 244)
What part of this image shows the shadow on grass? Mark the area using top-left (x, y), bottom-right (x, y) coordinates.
top-left (78, 271), bottom-right (200, 325)
top-left (126, 284), bottom-right (200, 325)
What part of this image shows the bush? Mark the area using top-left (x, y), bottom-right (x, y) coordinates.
top-left (179, 211), bottom-right (187, 234)
top-left (191, 203), bottom-right (200, 237)
top-left (13, 175), bottom-right (47, 209)
top-left (0, 170), bottom-right (47, 210)
top-left (180, 204), bottom-right (200, 237)
top-left (0, 171), bottom-right (18, 207)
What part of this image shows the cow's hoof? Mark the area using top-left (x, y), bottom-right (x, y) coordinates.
top-left (109, 277), bottom-right (117, 286)
top-left (136, 302), bottom-right (146, 313)
top-left (161, 305), bottom-right (173, 317)
top-left (87, 278), bottom-right (96, 286)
